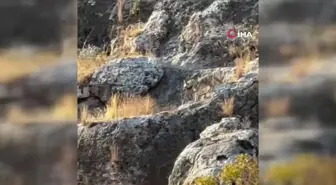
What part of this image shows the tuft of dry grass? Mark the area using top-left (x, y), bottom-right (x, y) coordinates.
top-left (77, 54), bottom-right (108, 85)
top-left (0, 39), bottom-right (77, 83)
top-left (228, 44), bottom-right (257, 83)
top-left (265, 97), bottom-right (290, 118)
top-left (110, 23), bottom-right (149, 59)
top-left (0, 52), bottom-right (60, 83)
top-left (77, 23), bottom-right (148, 85)
top-left (279, 44), bottom-right (298, 57)
top-left (234, 57), bottom-right (246, 80)
top-left (289, 55), bottom-right (323, 79)
top-left (6, 94), bottom-right (77, 124)
top-left (80, 95), bottom-right (156, 125)
top-left (230, 54), bottom-right (253, 82)
top-left (222, 97), bottom-right (235, 116)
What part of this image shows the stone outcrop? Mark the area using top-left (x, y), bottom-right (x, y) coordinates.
top-left (169, 117), bottom-right (258, 185)
top-left (0, 0), bottom-right (75, 52)
top-left (77, 1), bottom-right (259, 185)
top-left (77, 68), bottom-right (258, 185)
top-left (0, 61), bottom-right (76, 118)
top-left (79, 0), bottom-right (258, 69)
top-left (90, 57), bottom-right (164, 96)
top-left (0, 123), bottom-right (77, 185)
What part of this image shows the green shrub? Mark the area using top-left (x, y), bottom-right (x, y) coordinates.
top-left (131, 0), bottom-right (140, 16)
top-left (221, 154), bottom-right (259, 185)
top-left (264, 154), bottom-right (336, 185)
top-left (193, 154), bottom-right (259, 185)
top-left (194, 176), bottom-right (218, 185)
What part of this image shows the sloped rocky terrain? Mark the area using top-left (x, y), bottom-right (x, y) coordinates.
top-left (258, 0), bottom-right (336, 181)
top-left (0, 0), bottom-right (76, 54)
top-left (0, 60), bottom-right (77, 121)
top-left (78, 0), bottom-right (259, 184)
top-left (0, 124), bottom-right (77, 185)
top-left (0, 1), bottom-right (77, 184)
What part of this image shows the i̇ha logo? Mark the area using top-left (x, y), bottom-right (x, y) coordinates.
top-left (227, 28), bottom-right (253, 39)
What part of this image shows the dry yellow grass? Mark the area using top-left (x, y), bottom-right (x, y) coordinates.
top-left (80, 95), bottom-right (156, 125)
top-left (77, 54), bottom-right (108, 85)
top-left (230, 53), bottom-right (253, 82)
top-left (290, 55), bottom-right (323, 79)
top-left (281, 54), bottom-right (324, 83)
top-left (77, 23), bottom-right (148, 85)
top-left (6, 94), bottom-right (77, 124)
top-left (222, 97), bottom-right (235, 116)
top-left (279, 44), bottom-right (298, 57)
top-left (0, 38), bottom-right (77, 83)
top-left (0, 52), bottom-right (60, 83)
top-left (235, 57), bottom-right (246, 79)
top-left (265, 97), bottom-right (290, 118)
top-left (110, 23), bottom-right (150, 59)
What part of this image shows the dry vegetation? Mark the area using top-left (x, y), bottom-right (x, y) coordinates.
top-left (286, 53), bottom-right (324, 81)
top-left (77, 23), bottom-right (148, 85)
top-left (264, 154), bottom-right (336, 185)
top-left (222, 97), bottom-right (235, 116)
top-left (110, 22), bottom-right (147, 59)
top-left (77, 54), bottom-right (108, 85)
top-left (265, 97), bottom-right (290, 117)
top-left (80, 95), bottom-right (156, 125)
top-left (194, 154), bottom-right (259, 185)
top-left (0, 36), bottom-right (76, 83)
top-left (0, 52), bottom-right (60, 83)
top-left (230, 52), bottom-right (255, 82)
top-left (5, 94), bottom-right (77, 124)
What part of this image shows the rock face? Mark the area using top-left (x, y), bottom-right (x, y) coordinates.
top-left (78, 0), bottom-right (157, 48)
top-left (0, 61), bottom-right (77, 118)
top-left (259, 0), bottom-right (336, 66)
top-left (90, 57), bottom-right (164, 96)
top-left (169, 117), bottom-right (258, 185)
top-left (78, 57), bottom-right (258, 112)
top-left (0, 123), bottom-right (77, 185)
top-left (258, 0), bottom-right (336, 179)
top-left (135, 0), bottom-right (258, 69)
top-left (0, 0), bottom-right (75, 51)
top-left (78, 0), bottom-right (259, 184)
top-left (79, 0), bottom-right (258, 68)
top-left (77, 69), bottom-right (258, 185)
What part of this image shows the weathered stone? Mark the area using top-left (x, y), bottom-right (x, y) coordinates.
top-left (89, 57), bottom-right (164, 96)
top-left (78, 74), bottom-right (258, 185)
top-left (0, 61), bottom-right (76, 112)
top-left (0, 123), bottom-right (77, 185)
top-left (169, 117), bottom-right (258, 185)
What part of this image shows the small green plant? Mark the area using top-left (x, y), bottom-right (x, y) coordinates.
top-left (131, 0), bottom-right (140, 16)
top-left (194, 176), bottom-right (218, 185)
top-left (221, 154), bottom-right (259, 185)
top-left (264, 154), bottom-right (336, 185)
top-left (193, 154), bottom-right (259, 185)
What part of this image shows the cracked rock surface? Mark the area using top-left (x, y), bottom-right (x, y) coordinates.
top-left (169, 117), bottom-right (258, 185)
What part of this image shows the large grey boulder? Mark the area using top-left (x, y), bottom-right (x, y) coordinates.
top-left (88, 57), bottom-right (164, 100)
top-left (0, 61), bottom-right (76, 117)
top-left (169, 117), bottom-right (258, 185)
